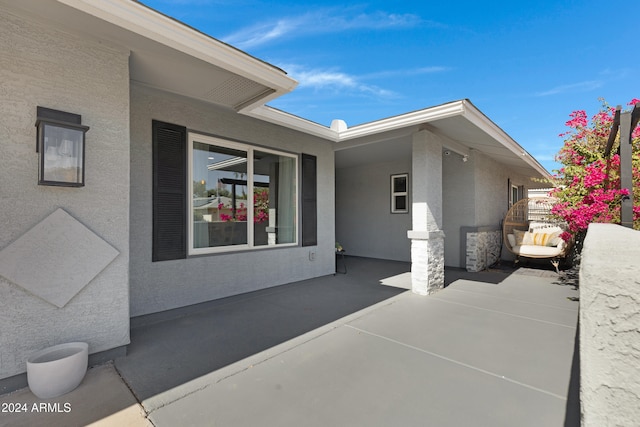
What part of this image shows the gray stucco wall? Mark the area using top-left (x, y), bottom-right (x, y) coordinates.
top-left (474, 152), bottom-right (512, 227)
top-left (335, 159), bottom-right (412, 262)
top-left (0, 8), bottom-right (130, 379)
top-left (473, 152), bottom-right (539, 263)
top-left (442, 152), bottom-right (475, 267)
top-left (130, 85), bottom-right (335, 316)
top-left (580, 224), bottom-right (640, 427)
top-left (442, 150), bottom-right (541, 268)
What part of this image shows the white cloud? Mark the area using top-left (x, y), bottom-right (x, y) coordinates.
top-left (281, 64), bottom-right (396, 98)
top-left (535, 80), bottom-right (602, 97)
top-left (225, 20), bottom-right (298, 48)
top-left (223, 9), bottom-right (423, 49)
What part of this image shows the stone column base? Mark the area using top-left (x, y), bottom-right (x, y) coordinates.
top-left (465, 229), bottom-right (501, 272)
top-left (407, 230), bottom-right (445, 295)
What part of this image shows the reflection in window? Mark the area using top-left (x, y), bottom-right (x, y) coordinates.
top-left (254, 151), bottom-right (297, 246)
top-left (190, 135), bottom-right (297, 254)
top-left (42, 124), bottom-right (84, 184)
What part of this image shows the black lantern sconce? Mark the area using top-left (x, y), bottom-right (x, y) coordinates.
top-left (35, 107), bottom-right (90, 187)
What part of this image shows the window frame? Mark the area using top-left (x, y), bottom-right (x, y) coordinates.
top-left (391, 173), bottom-right (409, 214)
top-left (187, 132), bottom-right (299, 255)
top-left (509, 183), bottom-right (525, 208)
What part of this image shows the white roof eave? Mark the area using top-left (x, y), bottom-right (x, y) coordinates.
top-left (57, 0), bottom-right (298, 96)
top-left (338, 101), bottom-right (466, 141)
top-left (460, 100), bottom-right (552, 180)
top-left (242, 106), bottom-right (339, 141)
top-left (51, 1), bottom-right (548, 180)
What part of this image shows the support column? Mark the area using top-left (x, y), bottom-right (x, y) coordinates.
top-left (408, 130), bottom-right (445, 295)
top-left (619, 110), bottom-right (634, 228)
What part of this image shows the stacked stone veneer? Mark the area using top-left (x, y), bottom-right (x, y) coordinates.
top-left (466, 230), bottom-right (501, 272)
top-left (580, 224), bottom-right (640, 427)
top-left (409, 231), bottom-right (445, 295)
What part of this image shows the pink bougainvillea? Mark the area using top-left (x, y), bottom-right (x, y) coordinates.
top-left (218, 189), bottom-right (270, 223)
top-left (552, 99), bottom-right (640, 240)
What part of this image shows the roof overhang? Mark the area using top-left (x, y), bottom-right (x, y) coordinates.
top-left (5, 0), bottom-right (298, 112)
top-left (7, 1), bottom-right (549, 180)
top-left (252, 101), bottom-right (551, 180)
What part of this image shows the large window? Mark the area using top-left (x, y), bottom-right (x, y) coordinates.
top-left (188, 134), bottom-right (297, 254)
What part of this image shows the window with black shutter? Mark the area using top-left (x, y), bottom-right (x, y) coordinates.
top-left (301, 154), bottom-right (317, 246)
top-left (152, 120), bottom-right (187, 261)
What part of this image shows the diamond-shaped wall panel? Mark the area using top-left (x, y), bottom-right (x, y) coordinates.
top-left (0, 208), bottom-right (119, 307)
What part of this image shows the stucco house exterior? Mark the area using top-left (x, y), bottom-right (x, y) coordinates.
top-left (0, 0), bottom-right (550, 391)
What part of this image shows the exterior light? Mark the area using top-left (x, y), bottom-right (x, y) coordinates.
top-left (35, 107), bottom-right (89, 187)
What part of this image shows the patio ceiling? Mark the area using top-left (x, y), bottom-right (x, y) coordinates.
top-left (8, 0), bottom-right (297, 112)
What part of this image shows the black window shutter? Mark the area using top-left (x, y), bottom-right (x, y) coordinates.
top-left (152, 120), bottom-right (187, 261)
top-left (301, 154), bottom-right (317, 246)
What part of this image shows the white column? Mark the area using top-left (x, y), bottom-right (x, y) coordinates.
top-left (408, 130), bottom-right (445, 295)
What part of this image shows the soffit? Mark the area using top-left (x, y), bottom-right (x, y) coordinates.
top-left (427, 115), bottom-right (546, 178)
top-left (5, 0), bottom-right (287, 111)
top-left (334, 108), bottom-right (548, 179)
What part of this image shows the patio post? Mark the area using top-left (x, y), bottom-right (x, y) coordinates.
top-left (408, 130), bottom-right (445, 295)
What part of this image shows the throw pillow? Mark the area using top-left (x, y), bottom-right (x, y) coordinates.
top-left (513, 229), bottom-right (528, 246)
top-left (529, 231), bottom-right (562, 246)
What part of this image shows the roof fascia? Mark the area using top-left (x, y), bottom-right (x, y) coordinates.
top-left (243, 106), bottom-right (339, 141)
top-left (56, 0), bottom-right (298, 98)
top-left (460, 100), bottom-right (552, 179)
top-left (338, 101), bottom-right (466, 141)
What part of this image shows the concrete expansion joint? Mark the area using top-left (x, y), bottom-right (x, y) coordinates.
top-left (445, 287), bottom-right (579, 312)
top-left (344, 324), bottom-right (568, 401)
top-left (431, 297), bottom-right (577, 329)
top-left (111, 362), bottom-right (155, 424)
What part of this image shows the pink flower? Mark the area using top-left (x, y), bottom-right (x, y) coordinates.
top-left (565, 110), bottom-right (588, 128)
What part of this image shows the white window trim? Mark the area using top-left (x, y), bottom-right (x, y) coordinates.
top-left (391, 173), bottom-right (409, 214)
top-left (187, 132), bottom-right (298, 255)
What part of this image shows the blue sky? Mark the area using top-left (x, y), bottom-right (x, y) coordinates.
top-left (142, 0), bottom-right (639, 173)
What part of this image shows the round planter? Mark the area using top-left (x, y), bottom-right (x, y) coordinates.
top-left (27, 342), bottom-right (88, 399)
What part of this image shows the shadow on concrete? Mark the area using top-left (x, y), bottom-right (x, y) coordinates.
top-left (553, 266), bottom-right (580, 290)
top-left (445, 266), bottom-right (514, 286)
top-left (115, 257), bottom-right (409, 402)
top-left (564, 322), bottom-right (581, 427)
top-left (115, 256), bottom-right (573, 411)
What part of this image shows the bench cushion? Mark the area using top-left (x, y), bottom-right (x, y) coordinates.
top-left (511, 244), bottom-right (563, 258)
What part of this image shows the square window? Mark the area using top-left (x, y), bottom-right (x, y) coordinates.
top-left (391, 173), bottom-right (409, 214)
top-left (393, 175), bottom-right (407, 193)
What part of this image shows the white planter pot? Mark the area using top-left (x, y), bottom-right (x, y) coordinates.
top-left (27, 342), bottom-right (88, 399)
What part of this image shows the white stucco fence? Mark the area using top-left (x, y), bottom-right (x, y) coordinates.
top-left (580, 223), bottom-right (640, 426)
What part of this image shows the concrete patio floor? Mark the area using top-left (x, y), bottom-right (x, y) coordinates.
top-left (0, 257), bottom-right (580, 426)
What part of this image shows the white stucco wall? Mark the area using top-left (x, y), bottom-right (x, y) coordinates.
top-left (580, 224), bottom-right (640, 427)
top-left (0, 8), bottom-right (130, 379)
top-left (442, 151), bottom-right (475, 267)
top-left (473, 152), bottom-right (539, 262)
top-left (335, 159), bottom-right (412, 262)
top-left (129, 85), bottom-right (335, 316)
top-left (474, 152), bottom-right (512, 227)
